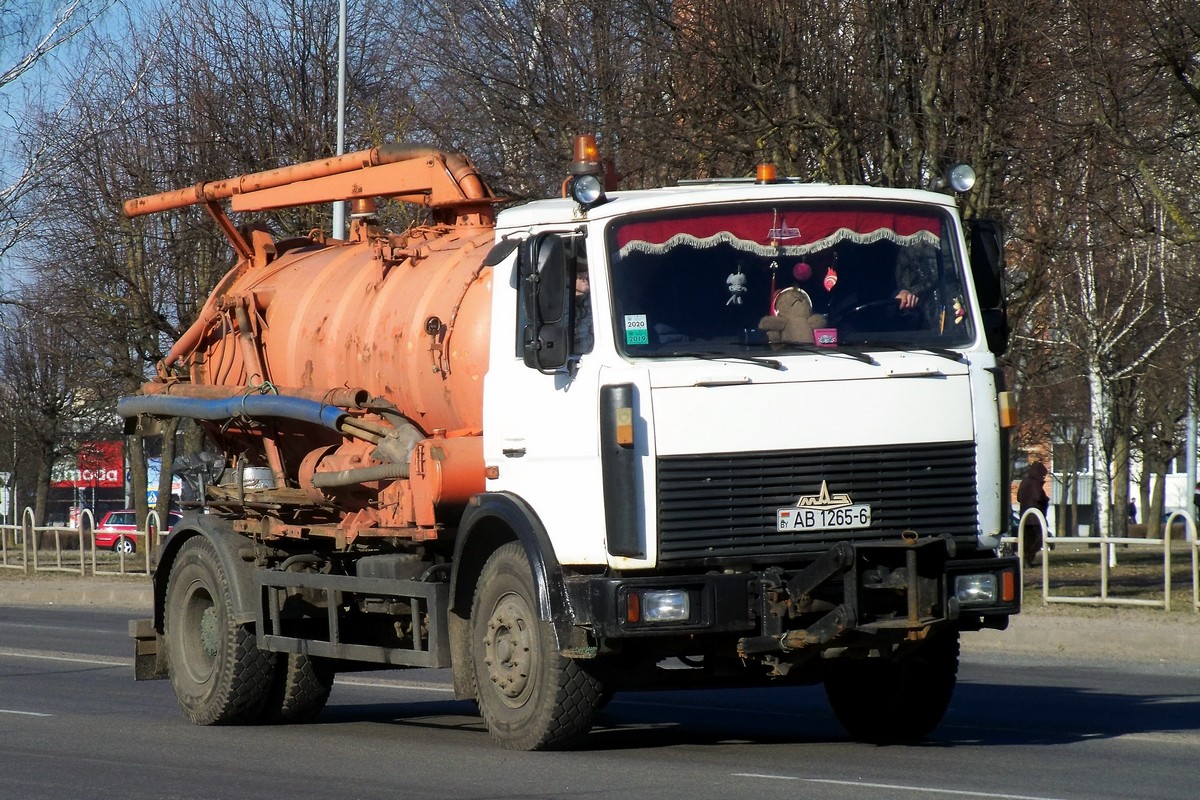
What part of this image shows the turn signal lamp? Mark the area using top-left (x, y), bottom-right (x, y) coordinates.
top-left (1001, 569), bottom-right (1015, 603)
top-left (615, 406), bottom-right (634, 446)
top-left (998, 391), bottom-right (1017, 429)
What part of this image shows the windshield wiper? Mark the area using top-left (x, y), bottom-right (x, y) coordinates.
top-left (772, 342), bottom-right (878, 365)
top-left (849, 340), bottom-right (966, 363)
top-left (664, 350), bottom-right (785, 370)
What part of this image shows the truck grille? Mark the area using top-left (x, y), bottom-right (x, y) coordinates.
top-left (657, 441), bottom-right (978, 564)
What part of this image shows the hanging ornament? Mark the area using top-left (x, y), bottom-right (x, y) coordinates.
top-left (823, 265), bottom-right (838, 292)
top-left (726, 267), bottom-right (748, 305)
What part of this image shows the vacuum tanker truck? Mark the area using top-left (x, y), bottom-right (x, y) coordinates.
top-left (122, 138), bottom-right (1019, 750)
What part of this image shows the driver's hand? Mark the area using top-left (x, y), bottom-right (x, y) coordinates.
top-left (895, 290), bottom-right (918, 309)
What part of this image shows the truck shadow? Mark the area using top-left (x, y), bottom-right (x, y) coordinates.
top-left (315, 678), bottom-right (1200, 750)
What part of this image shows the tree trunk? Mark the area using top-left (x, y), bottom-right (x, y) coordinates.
top-left (153, 417), bottom-right (181, 557)
top-left (1111, 427), bottom-right (1130, 539)
top-left (1149, 467), bottom-right (1166, 537)
top-left (128, 432), bottom-right (148, 528)
top-left (33, 455), bottom-right (51, 529)
top-left (1088, 370), bottom-right (1112, 540)
top-left (1139, 457), bottom-right (1153, 532)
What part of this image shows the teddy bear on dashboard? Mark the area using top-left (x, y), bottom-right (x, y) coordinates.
top-left (758, 287), bottom-right (827, 345)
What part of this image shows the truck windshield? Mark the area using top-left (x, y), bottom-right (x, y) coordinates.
top-left (606, 201), bottom-right (974, 357)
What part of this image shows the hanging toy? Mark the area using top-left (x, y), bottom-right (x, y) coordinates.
top-left (823, 265), bottom-right (838, 292)
top-left (726, 268), bottom-right (748, 305)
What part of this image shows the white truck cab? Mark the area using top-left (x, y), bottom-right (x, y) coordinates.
top-left (474, 166), bottom-right (1019, 745)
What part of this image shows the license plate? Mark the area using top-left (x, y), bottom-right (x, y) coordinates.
top-left (777, 504), bottom-right (872, 532)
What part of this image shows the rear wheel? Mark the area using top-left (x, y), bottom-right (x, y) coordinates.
top-left (258, 654), bottom-right (335, 724)
top-left (470, 542), bottom-right (604, 751)
top-left (164, 536), bottom-right (275, 725)
top-left (823, 629), bottom-right (960, 744)
top-left (115, 536), bottom-right (136, 554)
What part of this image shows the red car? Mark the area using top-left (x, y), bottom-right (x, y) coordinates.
top-left (94, 509), bottom-right (181, 553)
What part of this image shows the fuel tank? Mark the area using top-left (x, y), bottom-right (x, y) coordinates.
top-left (178, 224), bottom-right (495, 436)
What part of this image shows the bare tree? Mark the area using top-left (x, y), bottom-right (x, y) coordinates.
top-left (17, 0), bottom-right (421, 525)
top-left (0, 302), bottom-right (112, 524)
top-left (0, 0), bottom-right (113, 263)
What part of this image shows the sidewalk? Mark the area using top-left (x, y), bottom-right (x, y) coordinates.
top-left (0, 574), bottom-right (153, 610)
top-left (1, 574), bottom-right (1196, 667)
top-left (964, 602), bottom-right (1199, 667)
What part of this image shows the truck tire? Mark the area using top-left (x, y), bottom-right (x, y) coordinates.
top-left (823, 629), bottom-right (960, 744)
top-left (164, 536), bottom-right (275, 725)
top-left (259, 654), bottom-right (335, 724)
top-left (470, 542), bottom-right (603, 751)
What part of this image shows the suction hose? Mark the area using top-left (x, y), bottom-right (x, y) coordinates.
top-left (117, 393), bottom-right (346, 431)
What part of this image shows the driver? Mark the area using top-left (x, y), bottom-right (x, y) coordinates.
top-left (802, 242), bottom-right (928, 323)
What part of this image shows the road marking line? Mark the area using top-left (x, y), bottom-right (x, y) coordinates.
top-left (336, 677), bottom-right (453, 693)
top-left (0, 648), bottom-right (128, 667)
top-left (733, 774), bottom-right (1068, 800)
top-left (0, 709), bottom-right (53, 717)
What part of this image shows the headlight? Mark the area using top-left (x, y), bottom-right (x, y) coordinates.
top-left (954, 573), bottom-right (998, 605)
top-left (625, 588), bottom-right (691, 624)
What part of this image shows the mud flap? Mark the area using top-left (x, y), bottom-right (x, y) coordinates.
top-left (129, 617), bottom-right (168, 680)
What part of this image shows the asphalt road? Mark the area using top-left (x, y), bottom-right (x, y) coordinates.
top-left (0, 605), bottom-right (1196, 800)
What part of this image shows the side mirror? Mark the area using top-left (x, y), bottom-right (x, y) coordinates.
top-left (967, 218), bottom-right (1008, 355)
top-left (520, 235), bottom-right (574, 371)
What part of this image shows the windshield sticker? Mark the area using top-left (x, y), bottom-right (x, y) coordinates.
top-left (624, 314), bottom-right (649, 345)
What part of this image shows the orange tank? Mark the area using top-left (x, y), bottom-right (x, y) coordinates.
top-left (123, 147), bottom-right (503, 541)
top-left (182, 225), bottom-right (495, 435)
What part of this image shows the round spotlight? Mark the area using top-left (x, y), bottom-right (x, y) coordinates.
top-left (948, 163), bottom-right (977, 193)
top-left (570, 174), bottom-right (605, 208)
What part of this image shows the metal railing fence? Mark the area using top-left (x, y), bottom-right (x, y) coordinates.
top-left (0, 507), bottom-right (167, 577)
top-left (1001, 508), bottom-right (1198, 613)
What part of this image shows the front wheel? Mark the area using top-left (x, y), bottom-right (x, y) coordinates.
top-left (470, 542), bottom-right (604, 751)
top-left (164, 536), bottom-right (275, 725)
top-left (114, 536), bottom-right (136, 554)
top-left (823, 629), bottom-right (960, 744)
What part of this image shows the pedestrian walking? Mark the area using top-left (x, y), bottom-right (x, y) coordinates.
top-left (1017, 461), bottom-right (1050, 567)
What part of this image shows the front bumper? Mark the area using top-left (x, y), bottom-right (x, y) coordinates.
top-left (570, 537), bottom-right (1020, 655)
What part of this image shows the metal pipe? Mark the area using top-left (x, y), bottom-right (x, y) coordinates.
top-left (233, 302), bottom-right (285, 487)
top-left (337, 420), bottom-right (382, 445)
top-left (123, 145), bottom-right (490, 218)
top-left (310, 463), bottom-right (409, 488)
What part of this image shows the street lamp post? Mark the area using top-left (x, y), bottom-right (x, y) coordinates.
top-left (331, 0), bottom-right (348, 239)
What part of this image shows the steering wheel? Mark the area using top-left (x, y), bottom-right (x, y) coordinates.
top-left (827, 298), bottom-right (921, 331)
